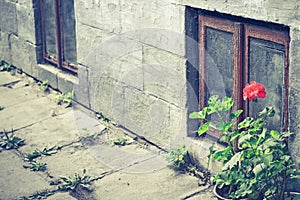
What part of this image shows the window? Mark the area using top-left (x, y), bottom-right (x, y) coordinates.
top-left (40, 0), bottom-right (77, 73)
top-left (199, 14), bottom-right (290, 138)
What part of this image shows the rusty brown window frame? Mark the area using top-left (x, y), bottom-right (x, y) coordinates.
top-left (198, 15), bottom-right (290, 138)
top-left (40, 0), bottom-right (78, 73)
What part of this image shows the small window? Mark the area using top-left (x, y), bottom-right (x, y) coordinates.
top-left (199, 14), bottom-right (290, 138)
top-left (40, 0), bottom-right (77, 73)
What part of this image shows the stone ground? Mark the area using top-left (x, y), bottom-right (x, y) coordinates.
top-left (0, 71), bottom-right (218, 200)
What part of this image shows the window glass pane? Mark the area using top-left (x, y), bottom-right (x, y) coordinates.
top-left (61, 0), bottom-right (77, 64)
top-left (205, 27), bottom-right (234, 99)
top-left (204, 27), bottom-right (234, 124)
top-left (249, 38), bottom-right (285, 131)
top-left (42, 0), bottom-right (57, 58)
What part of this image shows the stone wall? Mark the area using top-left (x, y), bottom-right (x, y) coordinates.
top-left (74, 0), bottom-right (188, 150)
top-left (0, 0), bottom-right (41, 76)
top-left (73, 0), bottom-right (300, 170)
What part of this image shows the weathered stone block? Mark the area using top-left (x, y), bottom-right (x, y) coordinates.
top-left (76, 23), bottom-right (115, 64)
top-left (120, 0), bottom-right (184, 33)
top-left (0, 0), bottom-right (17, 34)
top-left (179, 0), bottom-right (300, 28)
top-left (36, 64), bottom-right (59, 89)
top-left (16, 4), bottom-right (41, 45)
top-left (121, 87), bottom-right (169, 140)
top-left (74, 64), bottom-right (90, 108)
top-left (10, 35), bottom-right (41, 76)
top-left (143, 47), bottom-right (187, 107)
top-left (75, 0), bottom-right (121, 33)
top-left (90, 76), bottom-right (125, 122)
top-left (0, 31), bottom-right (11, 63)
top-left (102, 50), bottom-right (143, 90)
top-left (57, 71), bottom-right (76, 94)
top-left (17, 0), bottom-right (34, 8)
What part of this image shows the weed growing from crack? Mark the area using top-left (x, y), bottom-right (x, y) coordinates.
top-left (0, 129), bottom-right (25, 150)
top-left (56, 91), bottom-right (73, 108)
top-left (111, 135), bottom-right (128, 146)
top-left (166, 145), bottom-right (211, 186)
top-left (39, 80), bottom-right (50, 93)
top-left (58, 169), bottom-right (96, 191)
top-left (0, 63), bottom-right (16, 76)
top-left (79, 127), bottom-right (103, 141)
top-left (28, 161), bottom-right (47, 172)
top-left (96, 112), bottom-right (110, 122)
top-left (166, 145), bottom-right (189, 168)
top-left (26, 145), bottom-right (61, 161)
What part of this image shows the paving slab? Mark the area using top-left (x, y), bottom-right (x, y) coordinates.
top-left (0, 71), bottom-right (20, 86)
top-left (0, 150), bottom-right (52, 199)
top-left (0, 96), bottom-right (69, 131)
top-left (17, 111), bottom-right (80, 154)
top-left (42, 143), bottom-right (111, 178)
top-left (0, 86), bottom-right (37, 107)
top-left (92, 167), bottom-right (204, 200)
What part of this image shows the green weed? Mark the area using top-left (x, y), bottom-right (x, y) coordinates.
top-left (58, 169), bottom-right (94, 191)
top-left (111, 135), bottom-right (128, 146)
top-left (166, 145), bottom-right (189, 168)
top-left (0, 129), bottom-right (25, 150)
top-left (56, 91), bottom-right (73, 108)
top-left (30, 161), bottom-right (47, 172)
top-left (26, 145), bottom-right (60, 161)
top-left (39, 80), bottom-right (49, 92)
top-left (0, 63), bottom-right (15, 75)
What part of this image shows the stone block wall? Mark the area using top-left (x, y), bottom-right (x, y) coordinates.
top-left (0, 0), bottom-right (42, 76)
top-left (74, 0), bottom-right (188, 150)
top-left (73, 0), bottom-right (300, 170)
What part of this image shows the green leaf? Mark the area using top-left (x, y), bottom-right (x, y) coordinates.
top-left (189, 107), bottom-right (208, 119)
top-left (208, 95), bottom-right (219, 107)
top-left (259, 107), bottom-right (275, 117)
top-left (222, 96), bottom-right (234, 111)
top-left (238, 117), bottom-right (253, 129)
top-left (216, 122), bottom-right (232, 132)
top-left (230, 110), bottom-right (243, 119)
top-left (223, 151), bottom-right (242, 170)
top-left (253, 163), bottom-right (264, 176)
top-left (270, 130), bottom-right (280, 138)
top-left (198, 122), bottom-right (210, 136)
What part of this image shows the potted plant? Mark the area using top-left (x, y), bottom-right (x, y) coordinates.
top-left (190, 81), bottom-right (300, 200)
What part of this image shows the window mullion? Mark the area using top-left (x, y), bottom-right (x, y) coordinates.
top-left (233, 23), bottom-right (244, 116)
top-left (54, 0), bottom-right (63, 69)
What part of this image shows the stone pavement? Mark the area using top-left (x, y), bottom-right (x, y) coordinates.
top-left (0, 71), bottom-right (217, 200)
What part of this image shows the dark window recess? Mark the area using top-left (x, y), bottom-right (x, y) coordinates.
top-left (40, 0), bottom-right (77, 73)
top-left (199, 15), bottom-right (290, 138)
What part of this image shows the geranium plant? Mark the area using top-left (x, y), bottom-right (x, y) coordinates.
top-left (190, 82), bottom-right (299, 200)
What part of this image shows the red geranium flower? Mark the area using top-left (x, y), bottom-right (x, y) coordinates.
top-left (243, 81), bottom-right (266, 101)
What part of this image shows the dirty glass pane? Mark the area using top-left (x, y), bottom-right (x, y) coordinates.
top-left (61, 0), bottom-right (77, 64)
top-left (42, 0), bottom-right (57, 58)
top-left (204, 27), bottom-right (234, 99)
top-left (204, 27), bottom-right (234, 124)
top-left (249, 38), bottom-right (285, 131)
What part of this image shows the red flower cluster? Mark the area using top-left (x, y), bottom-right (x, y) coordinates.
top-left (243, 81), bottom-right (266, 101)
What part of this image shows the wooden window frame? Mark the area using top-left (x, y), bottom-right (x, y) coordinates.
top-left (40, 0), bottom-right (78, 73)
top-left (198, 15), bottom-right (290, 138)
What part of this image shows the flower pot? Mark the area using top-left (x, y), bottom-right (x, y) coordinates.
top-left (213, 185), bottom-right (249, 200)
top-left (263, 192), bottom-right (300, 200)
